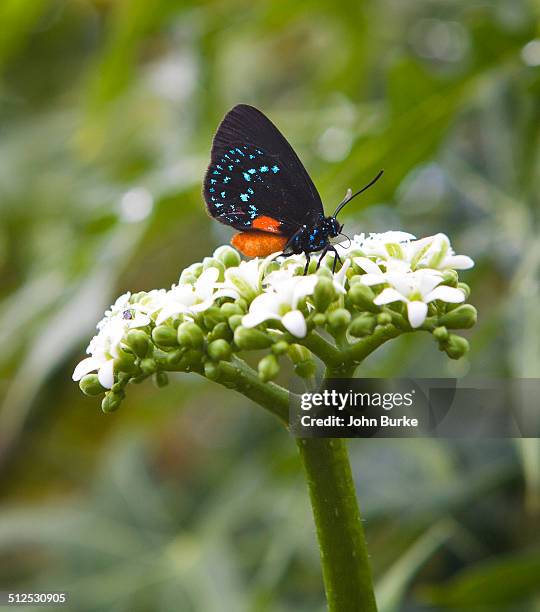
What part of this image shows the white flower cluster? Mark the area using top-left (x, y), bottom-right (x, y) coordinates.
top-left (73, 232), bottom-right (474, 397)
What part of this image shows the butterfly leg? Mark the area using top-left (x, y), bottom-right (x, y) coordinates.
top-left (303, 253), bottom-right (311, 275)
top-left (328, 245), bottom-right (342, 273)
top-left (315, 245), bottom-right (342, 273)
top-left (315, 246), bottom-right (329, 271)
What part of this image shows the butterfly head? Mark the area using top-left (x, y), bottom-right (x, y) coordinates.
top-left (326, 216), bottom-right (342, 238)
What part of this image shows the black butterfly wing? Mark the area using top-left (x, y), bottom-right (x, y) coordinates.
top-left (203, 104), bottom-right (323, 236)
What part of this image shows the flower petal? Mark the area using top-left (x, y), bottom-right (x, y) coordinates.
top-left (156, 304), bottom-right (188, 325)
top-left (418, 271), bottom-right (444, 297)
top-left (354, 257), bottom-right (382, 275)
top-left (373, 288), bottom-right (406, 305)
top-left (444, 255), bottom-right (475, 270)
top-left (281, 310), bottom-right (307, 338)
top-left (72, 357), bottom-right (101, 381)
top-left (129, 313), bottom-right (150, 328)
top-left (407, 301), bottom-right (428, 328)
top-left (195, 267), bottom-right (220, 299)
top-left (242, 310), bottom-right (275, 328)
top-left (360, 273), bottom-right (385, 286)
top-left (97, 360), bottom-right (115, 389)
top-left (190, 299), bottom-right (214, 313)
top-left (292, 275), bottom-right (318, 307)
top-left (425, 286), bottom-right (465, 303)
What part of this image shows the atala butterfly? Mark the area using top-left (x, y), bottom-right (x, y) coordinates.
top-left (203, 104), bottom-right (383, 274)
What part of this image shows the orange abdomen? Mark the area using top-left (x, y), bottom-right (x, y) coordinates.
top-left (231, 231), bottom-right (288, 257)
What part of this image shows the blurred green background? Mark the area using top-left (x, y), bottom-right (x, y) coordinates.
top-left (1, 1), bottom-right (539, 610)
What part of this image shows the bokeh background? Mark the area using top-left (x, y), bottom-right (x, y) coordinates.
top-left (1, 1), bottom-right (539, 610)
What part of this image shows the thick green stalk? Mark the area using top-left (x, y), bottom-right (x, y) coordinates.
top-left (296, 362), bottom-right (377, 611)
top-left (216, 357), bottom-right (290, 424)
top-left (220, 352), bottom-right (380, 611)
top-left (297, 437), bottom-right (377, 612)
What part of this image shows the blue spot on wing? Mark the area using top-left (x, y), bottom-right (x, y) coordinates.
top-left (206, 145), bottom-right (290, 230)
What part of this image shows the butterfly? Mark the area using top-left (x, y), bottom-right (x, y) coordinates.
top-left (203, 104), bottom-right (383, 274)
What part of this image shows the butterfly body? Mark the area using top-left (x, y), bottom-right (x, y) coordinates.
top-left (285, 214), bottom-right (341, 254)
top-left (203, 104), bottom-right (382, 273)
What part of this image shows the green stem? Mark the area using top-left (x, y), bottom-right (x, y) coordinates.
top-left (301, 331), bottom-right (343, 367)
top-left (216, 357), bottom-right (290, 424)
top-left (294, 362), bottom-right (377, 610)
top-left (297, 437), bottom-right (378, 612)
top-left (342, 324), bottom-right (400, 364)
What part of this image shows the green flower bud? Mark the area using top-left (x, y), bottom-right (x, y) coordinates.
top-left (432, 326), bottom-right (449, 342)
top-left (328, 308), bottom-right (351, 331)
top-left (439, 304), bottom-right (477, 329)
top-left (213, 245), bottom-right (241, 268)
top-left (101, 391), bottom-right (124, 413)
top-left (444, 334), bottom-right (469, 359)
top-left (312, 313), bottom-right (326, 327)
top-left (220, 302), bottom-right (243, 318)
top-left (313, 277), bottom-right (335, 312)
top-left (179, 262), bottom-right (203, 284)
top-left (442, 270), bottom-right (459, 287)
top-left (112, 374), bottom-right (129, 393)
top-left (165, 349), bottom-right (183, 366)
top-left (140, 357), bottom-right (156, 376)
top-left (208, 339), bottom-right (232, 361)
top-left (125, 329), bottom-right (150, 358)
top-left (79, 374), bottom-right (105, 396)
top-left (204, 361), bottom-right (220, 381)
top-left (234, 326), bottom-right (273, 350)
top-left (228, 314), bottom-right (243, 331)
top-left (152, 325), bottom-right (178, 348)
top-left (348, 314), bottom-right (376, 338)
top-left (113, 349), bottom-right (137, 373)
top-left (209, 322), bottom-right (233, 342)
top-left (153, 371), bottom-right (169, 388)
top-left (203, 306), bottom-right (225, 328)
top-left (202, 257), bottom-right (225, 279)
top-left (177, 348), bottom-right (203, 372)
top-left (177, 321), bottom-right (205, 348)
top-left (377, 312), bottom-right (392, 325)
top-left (348, 283), bottom-right (376, 311)
top-left (295, 360), bottom-right (316, 378)
top-left (288, 344), bottom-right (312, 363)
top-left (458, 282), bottom-right (471, 299)
top-left (272, 340), bottom-right (289, 355)
top-left (258, 354), bottom-right (280, 382)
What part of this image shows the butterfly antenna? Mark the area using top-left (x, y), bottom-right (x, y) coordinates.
top-left (333, 170), bottom-right (384, 218)
top-left (338, 231), bottom-right (351, 248)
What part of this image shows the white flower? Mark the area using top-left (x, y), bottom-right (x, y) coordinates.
top-left (348, 231), bottom-right (416, 260)
top-left (73, 310), bottom-right (148, 389)
top-left (374, 269), bottom-right (465, 328)
top-left (216, 258), bottom-right (261, 302)
top-left (156, 267), bottom-right (233, 324)
top-left (264, 265), bottom-right (299, 288)
top-left (354, 257), bottom-right (411, 286)
top-left (242, 275), bottom-right (319, 337)
top-left (407, 233), bottom-right (474, 270)
top-left (73, 290), bottom-right (170, 389)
